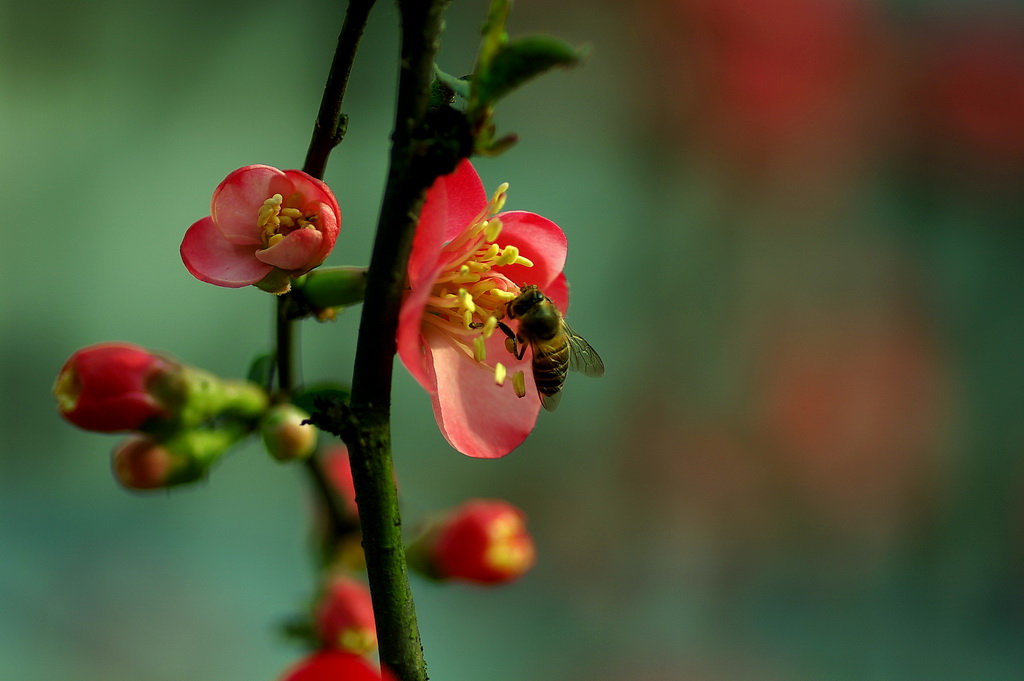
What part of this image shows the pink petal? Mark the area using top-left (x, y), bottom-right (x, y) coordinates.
top-left (180, 216), bottom-right (272, 287)
top-left (284, 170), bottom-right (341, 217)
top-left (211, 165), bottom-right (290, 243)
top-left (397, 284), bottom-right (438, 391)
top-left (541, 272), bottom-right (570, 314)
top-left (303, 200), bottom-right (341, 263)
top-left (494, 210), bottom-right (568, 293)
top-left (255, 228), bottom-right (325, 271)
top-left (423, 326), bottom-right (540, 459)
top-left (408, 160), bottom-right (486, 289)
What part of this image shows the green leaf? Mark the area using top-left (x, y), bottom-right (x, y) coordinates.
top-left (433, 66), bottom-right (471, 103)
top-left (293, 383), bottom-right (351, 416)
top-left (247, 353), bottom-right (275, 387)
top-left (475, 36), bottom-right (587, 107)
top-left (477, 0), bottom-right (512, 73)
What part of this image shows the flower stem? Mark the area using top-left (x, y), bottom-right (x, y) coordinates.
top-left (339, 1), bottom-right (452, 680)
top-left (303, 0), bottom-right (377, 180)
top-left (286, 0), bottom-right (378, 566)
top-left (275, 296), bottom-right (296, 397)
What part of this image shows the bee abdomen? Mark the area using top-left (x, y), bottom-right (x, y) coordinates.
top-left (532, 341), bottom-right (570, 396)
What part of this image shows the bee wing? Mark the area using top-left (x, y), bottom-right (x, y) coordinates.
top-left (540, 390), bottom-right (562, 412)
top-left (564, 323), bottom-right (605, 378)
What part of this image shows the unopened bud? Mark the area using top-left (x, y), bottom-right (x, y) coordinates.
top-left (314, 575), bottom-right (376, 654)
top-left (261, 404), bottom-right (317, 462)
top-left (54, 343), bottom-right (184, 433)
top-left (111, 435), bottom-right (197, 490)
top-left (408, 499), bottom-right (535, 585)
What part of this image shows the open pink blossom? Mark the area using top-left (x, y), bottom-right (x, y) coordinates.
top-left (180, 165), bottom-right (340, 293)
top-left (397, 160), bottom-right (568, 458)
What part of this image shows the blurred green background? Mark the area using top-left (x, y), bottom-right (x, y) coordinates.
top-left (3, 0), bottom-right (1024, 679)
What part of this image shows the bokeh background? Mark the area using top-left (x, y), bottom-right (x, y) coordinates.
top-left (3, 0), bottom-right (1024, 679)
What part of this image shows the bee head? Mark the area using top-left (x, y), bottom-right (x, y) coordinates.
top-left (507, 285), bottom-right (545, 319)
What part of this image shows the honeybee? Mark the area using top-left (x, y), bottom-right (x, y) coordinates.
top-left (500, 284), bottom-right (604, 411)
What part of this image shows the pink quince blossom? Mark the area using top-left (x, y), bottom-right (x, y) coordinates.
top-left (397, 160), bottom-right (568, 458)
top-left (180, 165), bottom-right (340, 293)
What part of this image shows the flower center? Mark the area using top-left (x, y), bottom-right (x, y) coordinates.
top-left (257, 192), bottom-right (318, 248)
top-left (484, 511), bottom-right (534, 576)
top-left (421, 183), bottom-right (534, 385)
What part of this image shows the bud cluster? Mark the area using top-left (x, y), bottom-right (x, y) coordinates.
top-left (54, 342), bottom-right (280, 489)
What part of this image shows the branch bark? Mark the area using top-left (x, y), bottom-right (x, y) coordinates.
top-left (340, 1), bottom-right (452, 679)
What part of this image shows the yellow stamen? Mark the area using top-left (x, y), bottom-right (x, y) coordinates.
top-left (452, 266), bottom-right (479, 284)
top-left (484, 218), bottom-right (502, 243)
top-left (473, 337), bottom-right (487, 362)
top-left (494, 362), bottom-right (507, 386)
top-left (512, 371), bottom-right (526, 398)
top-left (457, 289), bottom-right (476, 313)
top-left (495, 245), bottom-right (521, 267)
top-left (481, 316), bottom-right (498, 338)
top-left (490, 183), bottom-right (509, 213)
top-left (477, 243), bottom-right (500, 261)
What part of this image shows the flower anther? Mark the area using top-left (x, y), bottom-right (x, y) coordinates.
top-left (398, 160), bottom-right (569, 458)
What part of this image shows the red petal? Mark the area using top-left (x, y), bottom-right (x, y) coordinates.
top-left (408, 160), bottom-right (486, 288)
top-left (255, 228), bottom-right (325, 271)
top-left (180, 216), bottom-right (272, 287)
top-left (423, 326), bottom-right (540, 458)
top-left (278, 651), bottom-right (385, 681)
top-left (211, 165), bottom-right (288, 243)
top-left (396, 282), bottom-right (438, 391)
top-left (304, 200), bottom-right (341, 263)
top-left (284, 170), bottom-right (342, 218)
top-left (543, 272), bottom-right (570, 314)
top-left (493, 210), bottom-right (568, 294)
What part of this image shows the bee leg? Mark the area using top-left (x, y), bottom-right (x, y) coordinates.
top-left (498, 321), bottom-right (526, 360)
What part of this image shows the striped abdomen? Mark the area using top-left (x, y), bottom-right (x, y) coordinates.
top-left (531, 336), bottom-right (570, 409)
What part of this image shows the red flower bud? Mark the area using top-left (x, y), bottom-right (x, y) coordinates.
top-left (111, 435), bottom-right (186, 490)
top-left (314, 575), bottom-right (376, 654)
top-left (278, 651), bottom-right (394, 681)
top-left (410, 499), bottom-right (536, 584)
top-left (54, 343), bottom-right (182, 433)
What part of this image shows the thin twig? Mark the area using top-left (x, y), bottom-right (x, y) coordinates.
top-left (303, 0), bottom-right (377, 180)
top-left (279, 0), bottom-right (377, 561)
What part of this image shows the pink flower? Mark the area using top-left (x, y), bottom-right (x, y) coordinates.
top-left (408, 499), bottom-right (536, 584)
top-left (397, 160), bottom-right (568, 458)
top-left (180, 165), bottom-right (340, 293)
top-left (278, 651), bottom-right (394, 681)
top-left (54, 343), bottom-right (182, 432)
